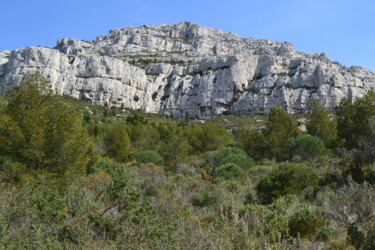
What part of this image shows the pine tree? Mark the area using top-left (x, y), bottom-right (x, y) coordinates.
top-left (0, 72), bottom-right (92, 174)
top-left (263, 107), bottom-right (300, 161)
top-left (306, 99), bottom-right (337, 147)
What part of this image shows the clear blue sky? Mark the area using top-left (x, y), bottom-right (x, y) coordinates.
top-left (2, 0), bottom-right (375, 70)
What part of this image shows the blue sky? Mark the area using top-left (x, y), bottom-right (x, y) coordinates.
top-left (2, 0), bottom-right (374, 70)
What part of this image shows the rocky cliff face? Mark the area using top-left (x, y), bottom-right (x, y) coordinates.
top-left (1, 21), bottom-right (375, 118)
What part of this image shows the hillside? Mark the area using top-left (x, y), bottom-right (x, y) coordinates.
top-left (0, 72), bottom-right (375, 248)
top-left (1, 21), bottom-right (375, 118)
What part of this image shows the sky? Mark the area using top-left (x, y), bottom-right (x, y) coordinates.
top-left (1, 0), bottom-right (375, 70)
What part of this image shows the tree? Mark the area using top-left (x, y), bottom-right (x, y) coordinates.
top-left (263, 107), bottom-right (300, 161)
top-left (186, 122), bottom-right (232, 154)
top-left (186, 123), bottom-right (206, 153)
top-left (102, 123), bottom-right (131, 162)
top-left (235, 127), bottom-right (267, 160)
top-left (202, 121), bottom-right (232, 151)
top-left (336, 92), bottom-right (375, 149)
top-left (158, 122), bottom-right (190, 168)
top-left (305, 99), bottom-right (337, 147)
top-left (288, 134), bottom-right (325, 161)
top-left (0, 72), bottom-right (92, 174)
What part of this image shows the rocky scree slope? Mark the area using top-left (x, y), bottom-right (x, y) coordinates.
top-left (1, 21), bottom-right (374, 119)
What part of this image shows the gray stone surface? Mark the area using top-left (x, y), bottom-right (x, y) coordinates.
top-left (1, 21), bottom-right (375, 118)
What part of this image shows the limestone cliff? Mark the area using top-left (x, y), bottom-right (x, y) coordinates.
top-left (1, 21), bottom-right (374, 118)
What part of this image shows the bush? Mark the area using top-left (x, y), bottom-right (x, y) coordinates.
top-left (315, 226), bottom-right (338, 242)
top-left (288, 134), bottom-right (325, 161)
top-left (347, 223), bottom-right (365, 249)
top-left (243, 195), bottom-right (325, 241)
top-left (288, 203), bottom-right (325, 238)
top-left (317, 179), bottom-right (375, 230)
top-left (213, 147), bottom-right (255, 170)
top-left (87, 157), bottom-right (115, 174)
top-left (346, 222), bottom-right (375, 249)
top-left (216, 163), bottom-right (246, 180)
top-left (191, 188), bottom-right (220, 207)
top-left (134, 150), bottom-right (164, 166)
top-left (256, 163), bottom-right (319, 204)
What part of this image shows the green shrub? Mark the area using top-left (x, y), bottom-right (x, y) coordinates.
top-left (346, 222), bottom-right (375, 249)
top-left (243, 195), bottom-right (325, 241)
top-left (288, 203), bottom-right (325, 238)
top-left (288, 134), bottom-right (325, 160)
top-left (256, 163), bottom-right (319, 204)
top-left (315, 226), bottom-right (338, 242)
top-left (213, 147), bottom-right (255, 170)
top-left (87, 157), bottom-right (114, 174)
top-left (347, 223), bottom-right (365, 249)
top-left (365, 226), bottom-right (375, 249)
top-left (191, 189), bottom-right (220, 207)
top-left (134, 150), bottom-right (164, 166)
top-left (216, 163), bottom-right (246, 180)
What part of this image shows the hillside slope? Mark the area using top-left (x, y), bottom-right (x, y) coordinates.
top-left (1, 21), bottom-right (374, 118)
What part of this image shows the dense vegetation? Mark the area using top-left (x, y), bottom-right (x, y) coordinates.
top-left (0, 72), bottom-right (374, 249)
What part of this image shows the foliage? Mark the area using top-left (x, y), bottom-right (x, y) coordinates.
top-left (336, 91), bottom-right (375, 150)
top-left (1, 75), bottom-right (375, 248)
top-left (288, 134), bottom-right (325, 160)
top-left (213, 147), bottom-right (255, 170)
top-left (0, 96), bottom-right (7, 115)
top-left (306, 99), bottom-right (338, 147)
top-left (0, 72), bottom-right (92, 174)
top-left (263, 107), bottom-right (300, 161)
top-left (186, 121), bottom-right (232, 153)
top-left (346, 222), bottom-right (375, 249)
top-left (158, 122), bottom-right (190, 168)
top-left (134, 150), bottom-right (164, 166)
top-left (256, 163), bottom-right (319, 204)
top-left (243, 195), bottom-right (325, 241)
top-left (0, 159), bottom-right (176, 248)
top-left (316, 178), bottom-right (375, 229)
top-left (127, 123), bottom-right (160, 151)
top-left (288, 203), bottom-right (325, 238)
top-left (347, 223), bottom-right (365, 249)
top-left (102, 123), bottom-right (131, 162)
top-left (315, 226), bottom-right (338, 242)
top-left (216, 163), bottom-right (246, 180)
top-left (235, 127), bottom-right (267, 160)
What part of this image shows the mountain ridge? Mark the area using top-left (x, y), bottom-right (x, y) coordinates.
top-left (1, 21), bottom-right (374, 118)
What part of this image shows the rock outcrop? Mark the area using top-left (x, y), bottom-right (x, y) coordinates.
top-left (1, 21), bottom-right (375, 118)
